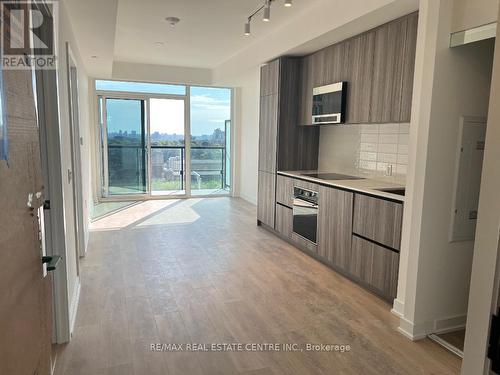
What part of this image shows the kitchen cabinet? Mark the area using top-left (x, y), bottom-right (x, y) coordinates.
top-left (298, 55), bottom-right (314, 126)
top-left (258, 94), bottom-right (278, 173)
top-left (291, 232), bottom-right (318, 254)
top-left (257, 171), bottom-right (276, 228)
top-left (317, 186), bottom-right (354, 268)
top-left (276, 175), bottom-right (294, 208)
top-left (260, 59), bottom-right (279, 96)
top-left (270, 174), bottom-right (403, 302)
top-left (275, 204), bottom-right (293, 239)
top-left (351, 235), bottom-right (400, 300)
top-left (353, 194), bottom-right (403, 251)
top-left (401, 12), bottom-right (418, 122)
top-left (370, 16), bottom-right (407, 123)
top-left (347, 32), bottom-right (375, 124)
top-left (297, 12), bottom-right (418, 125)
top-left (257, 58), bottom-right (319, 228)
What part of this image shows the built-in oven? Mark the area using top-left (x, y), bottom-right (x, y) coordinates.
top-left (293, 187), bottom-right (319, 244)
top-left (312, 82), bottom-right (348, 125)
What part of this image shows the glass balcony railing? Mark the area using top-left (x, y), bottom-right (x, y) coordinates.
top-left (107, 144), bottom-right (228, 195)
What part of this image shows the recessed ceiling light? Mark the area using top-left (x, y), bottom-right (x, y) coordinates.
top-left (91, 55), bottom-right (98, 59)
top-left (284, 0), bottom-right (292, 7)
top-left (165, 17), bottom-right (180, 27)
top-left (155, 41), bottom-right (165, 46)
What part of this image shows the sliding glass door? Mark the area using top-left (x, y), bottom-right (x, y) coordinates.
top-left (149, 98), bottom-right (186, 196)
top-left (105, 98), bottom-right (147, 196)
top-left (190, 86), bottom-right (231, 196)
top-left (96, 80), bottom-right (232, 199)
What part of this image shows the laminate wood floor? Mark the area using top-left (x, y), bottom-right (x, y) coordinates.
top-left (54, 198), bottom-right (461, 375)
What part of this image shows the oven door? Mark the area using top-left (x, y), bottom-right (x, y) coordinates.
top-left (292, 188), bottom-right (318, 244)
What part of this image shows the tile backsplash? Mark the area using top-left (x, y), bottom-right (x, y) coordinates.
top-left (318, 123), bottom-right (410, 181)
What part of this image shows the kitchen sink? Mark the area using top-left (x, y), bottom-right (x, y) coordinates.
top-left (375, 188), bottom-right (405, 196)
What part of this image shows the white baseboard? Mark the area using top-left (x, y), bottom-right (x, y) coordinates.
top-left (391, 298), bottom-right (405, 318)
top-left (398, 313), bottom-right (467, 341)
top-left (239, 193), bottom-right (257, 206)
top-left (433, 314), bottom-right (467, 334)
top-left (398, 316), bottom-right (430, 341)
top-left (69, 277), bottom-right (81, 337)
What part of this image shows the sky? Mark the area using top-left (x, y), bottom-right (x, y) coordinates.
top-left (103, 81), bottom-right (231, 137)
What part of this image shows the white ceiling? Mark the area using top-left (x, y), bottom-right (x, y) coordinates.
top-left (114, 0), bottom-right (319, 68)
top-left (63, 0), bottom-right (418, 79)
top-left (64, 0), bottom-right (320, 76)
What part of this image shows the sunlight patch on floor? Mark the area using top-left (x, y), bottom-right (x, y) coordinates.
top-left (90, 200), bottom-right (181, 231)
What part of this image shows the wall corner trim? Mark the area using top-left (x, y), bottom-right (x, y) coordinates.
top-left (69, 277), bottom-right (81, 337)
top-left (391, 298), bottom-right (405, 318)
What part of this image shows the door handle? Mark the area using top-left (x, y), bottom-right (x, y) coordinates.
top-left (42, 255), bottom-right (61, 272)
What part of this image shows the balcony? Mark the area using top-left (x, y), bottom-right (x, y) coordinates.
top-left (107, 145), bottom-right (230, 196)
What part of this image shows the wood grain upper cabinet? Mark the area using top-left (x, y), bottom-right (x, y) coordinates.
top-left (370, 17), bottom-right (407, 123)
top-left (346, 32), bottom-right (375, 124)
top-left (260, 60), bottom-right (280, 96)
top-left (258, 94), bottom-right (278, 173)
top-left (298, 55), bottom-right (313, 126)
top-left (257, 170), bottom-right (276, 228)
top-left (353, 194), bottom-right (403, 250)
top-left (401, 12), bottom-right (419, 122)
top-left (317, 186), bottom-right (354, 268)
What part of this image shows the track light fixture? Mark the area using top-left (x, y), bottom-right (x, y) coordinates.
top-left (244, 0), bottom-right (292, 36)
top-left (244, 20), bottom-right (251, 36)
top-left (263, 0), bottom-right (271, 22)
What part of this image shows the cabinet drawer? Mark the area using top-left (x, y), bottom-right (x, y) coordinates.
top-left (350, 235), bottom-right (399, 300)
top-left (293, 178), bottom-right (319, 193)
top-left (291, 232), bottom-right (317, 254)
top-left (276, 175), bottom-right (294, 207)
top-left (257, 171), bottom-right (276, 228)
top-left (353, 194), bottom-right (403, 250)
top-left (275, 204), bottom-right (292, 239)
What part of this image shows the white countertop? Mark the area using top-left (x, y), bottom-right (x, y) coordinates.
top-left (277, 170), bottom-right (406, 202)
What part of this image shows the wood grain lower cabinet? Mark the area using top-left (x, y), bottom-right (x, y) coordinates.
top-left (291, 232), bottom-right (317, 254)
top-left (317, 186), bottom-right (354, 268)
top-left (257, 171), bottom-right (276, 228)
top-left (353, 194), bottom-right (403, 250)
top-left (275, 204), bottom-right (292, 239)
top-left (258, 94), bottom-right (278, 174)
top-left (276, 175), bottom-right (294, 208)
top-left (351, 236), bottom-right (399, 300)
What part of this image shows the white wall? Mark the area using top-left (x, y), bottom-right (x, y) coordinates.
top-left (462, 5), bottom-right (500, 374)
top-left (397, 0), bottom-right (495, 339)
top-left (215, 67), bottom-right (261, 205)
top-left (452, 0), bottom-right (498, 33)
top-left (56, 0), bottom-right (93, 337)
top-left (112, 61), bottom-right (212, 86)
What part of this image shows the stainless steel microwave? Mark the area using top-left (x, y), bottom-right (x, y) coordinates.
top-left (312, 82), bottom-right (347, 125)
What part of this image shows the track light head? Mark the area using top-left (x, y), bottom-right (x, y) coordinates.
top-left (284, 0), bottom-right (292, 7)
top-left (244, 20), bottom-right (251, 36)
top-left (263, 0), bottom-right (271, 21)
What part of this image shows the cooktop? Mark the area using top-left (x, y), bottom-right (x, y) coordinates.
top-left (301, 173), bottom-right (365, 181)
